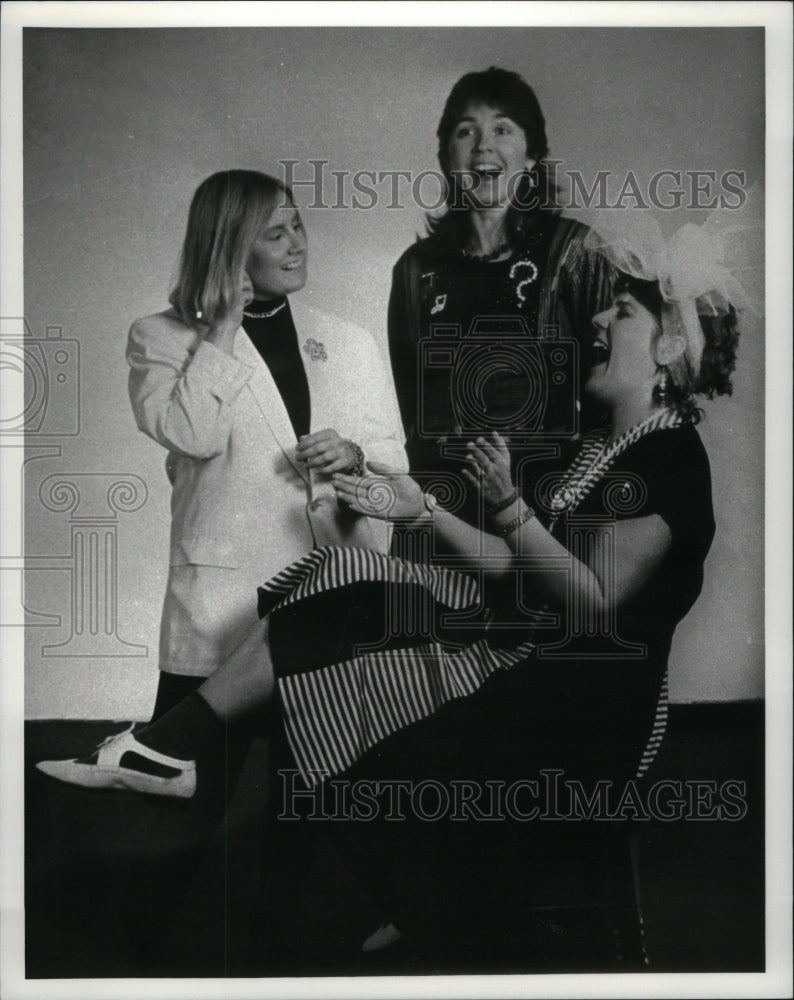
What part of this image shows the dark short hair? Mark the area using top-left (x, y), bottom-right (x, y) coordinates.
top-left (436, 66), bottom-right (549, 172)
top-left (614, 273), bottom-right (740, 423)
top-left (428, 67), bottom-right (558, 248)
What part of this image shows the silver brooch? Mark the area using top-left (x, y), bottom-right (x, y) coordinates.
top-left (302, 338), bottom-right (328, 362)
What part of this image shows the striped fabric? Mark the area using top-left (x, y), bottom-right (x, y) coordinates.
top-left (259, 546), bottom-right (535, 786)
top-left (637, 668), bottom-right (669, 778)
top-left (259, 545), bottom-right (480, 617)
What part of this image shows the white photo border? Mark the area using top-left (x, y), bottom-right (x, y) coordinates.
top-left (1, 3), bottom-right (791, 999)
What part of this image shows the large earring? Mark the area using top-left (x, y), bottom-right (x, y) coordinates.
top-left (655, 366), bottom-right (672, 408)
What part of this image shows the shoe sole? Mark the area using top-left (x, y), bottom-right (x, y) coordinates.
top-left (36, 760), bottom-right (196, 798)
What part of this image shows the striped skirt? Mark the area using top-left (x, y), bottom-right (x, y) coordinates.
top-left (258, 545), bottom-right (536, 787)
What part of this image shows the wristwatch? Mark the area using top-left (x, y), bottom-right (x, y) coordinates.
top-left (422, 492), bottom-right (440, 514)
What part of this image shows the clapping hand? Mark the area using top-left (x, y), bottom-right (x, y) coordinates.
top-left (462, 432), bottom-right (516, 507)
top-left (333, 462), bottom-right (425, 521)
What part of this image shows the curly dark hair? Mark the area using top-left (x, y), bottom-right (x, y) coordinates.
top-left (695, 308), bottom-right (741, 400)
top-left (427, 67), bottom-right (560, 249)
top-left (615, 274), bottom-right (740, 424)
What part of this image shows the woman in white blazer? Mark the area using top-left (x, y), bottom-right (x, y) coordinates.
top-left (126, 170), bottom-right (407, 714)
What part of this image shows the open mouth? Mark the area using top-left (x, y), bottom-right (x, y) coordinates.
top-left (589, 337), bottom-right (610, 369)
top-left (470, 163), bottom-right (503, 181)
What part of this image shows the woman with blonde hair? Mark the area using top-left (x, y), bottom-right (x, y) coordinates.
top-left (126, 169), bottom-right (405, 722)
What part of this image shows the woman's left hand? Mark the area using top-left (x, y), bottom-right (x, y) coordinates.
top-left (462, 432), bottom-right (515, 506)
top-left (296, 429), bottom-right (357, 474)
top-left (333, 462), bottom-right (425, 521)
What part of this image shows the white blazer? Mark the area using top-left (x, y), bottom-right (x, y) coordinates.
top-left (127, 298), bottom-right (407, 676)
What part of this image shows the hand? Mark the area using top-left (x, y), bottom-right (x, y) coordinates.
top-left (296, 428), bottom-right (357, 474)
top-left (203, 273), bottom-right (254, 354)
top-left (333, 462), bottom-right (426, 521)
top-left (462, 432), bottom-right (515, 507)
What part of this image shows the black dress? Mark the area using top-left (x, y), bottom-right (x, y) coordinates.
top-left (262, 420), bottom-right (716, 955)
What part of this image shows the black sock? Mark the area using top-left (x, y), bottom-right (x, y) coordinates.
top-left (150, 671), bottom-right (205, 721)
top-left (135, 691), bottom-right (226, 762)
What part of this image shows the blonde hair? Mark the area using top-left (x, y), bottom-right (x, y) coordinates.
top-left (169, 170), bottom-right (291, 326)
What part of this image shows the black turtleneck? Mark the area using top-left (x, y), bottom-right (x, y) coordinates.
top-left (241, 297), bottom-right (311, 440)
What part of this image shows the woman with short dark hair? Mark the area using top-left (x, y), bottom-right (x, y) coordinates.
top-left (389, 67), bottom-right (617, 529)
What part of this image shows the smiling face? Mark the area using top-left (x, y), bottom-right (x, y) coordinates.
top-left (245, 202), bottom-right (308, 300)
top-left (586, 292), bottom-right (663, 407)
top-left (445, 102), bottom-right (535, 210)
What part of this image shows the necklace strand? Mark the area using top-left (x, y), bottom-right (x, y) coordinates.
top-left (550, 410), bottom-right (685, 523)
top-left (457, 242), bottom-right (511, 263)
top-left (243, 301), bottom-right (287, 319)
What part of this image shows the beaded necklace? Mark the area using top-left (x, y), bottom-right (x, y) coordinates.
top-left (243, 299), bottom-right (287, 319)
top-left (548, 409), bottom-right (685, 529)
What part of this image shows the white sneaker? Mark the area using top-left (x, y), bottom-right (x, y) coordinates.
top-left (36, 725), bottom-right (196, 798)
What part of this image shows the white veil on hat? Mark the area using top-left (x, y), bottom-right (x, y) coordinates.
top-left (581, 186), bottom-right (763, 379)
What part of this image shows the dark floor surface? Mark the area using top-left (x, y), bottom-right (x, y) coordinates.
top-left (25, 702), bottom-right (764, 978)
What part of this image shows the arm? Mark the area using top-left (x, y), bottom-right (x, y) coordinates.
top-left (492, 498), bottom-right (671, 610)
top-left (332, 456), bottom-right (671, 613)
top-left (465, 434), bottom-right (672, 612)
top-left (127, 312), bottom-right (253, 459)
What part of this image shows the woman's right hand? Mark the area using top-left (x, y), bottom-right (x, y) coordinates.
top-left (202, 273), bottom-right (254, 355)
top-left (462, 432), bottom-right (516, 508)
top-left (332, 462), bottom-right (426, 522)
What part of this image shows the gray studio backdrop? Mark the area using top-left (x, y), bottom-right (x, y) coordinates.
top-left (20, 27), bottom-right (764, 719)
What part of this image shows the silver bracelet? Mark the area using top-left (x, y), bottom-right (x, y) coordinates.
top-left (345, 440), bottom-right (365, 477)
top-left (496, 505), bottom-right (536, 537)
top-left (486, 487), bottom-right (521, 515)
